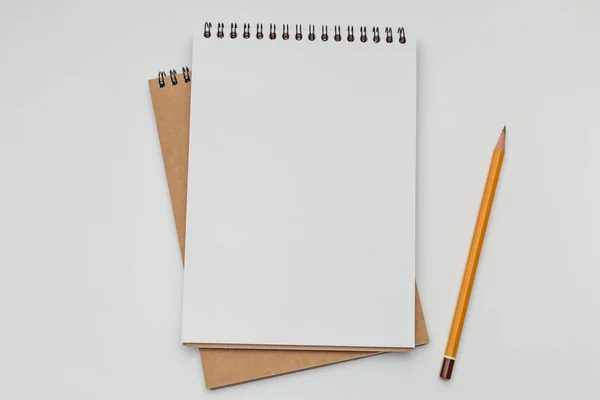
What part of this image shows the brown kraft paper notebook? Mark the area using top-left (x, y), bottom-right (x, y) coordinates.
top-left (149, 71), bottom-right (428, 388)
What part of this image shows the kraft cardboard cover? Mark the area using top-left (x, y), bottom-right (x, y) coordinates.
top-left (149, 72), bottom-right (428, 388)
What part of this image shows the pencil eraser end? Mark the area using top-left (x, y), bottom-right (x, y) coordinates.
top-left (440, 358), bottom-right (455, 380)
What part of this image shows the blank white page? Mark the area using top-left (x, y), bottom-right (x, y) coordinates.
top-left (182, 30), bottom-right (416, 348)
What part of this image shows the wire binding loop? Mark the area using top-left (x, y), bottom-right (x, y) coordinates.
top-left (373, 27), bottom-right (380, 43)
top-left (243, 23), bottom-right (250, 39)
top-left (295, 24), bottom-right (303, 40)
top-left (398, 27), bottom-right (406, 44)
top-left (158, 71), bottom-right (166, 88)
top-left (308, 24), bottom-right (315, 41)
top-left (230, 23), bottom-right (237, 39)
top-left (360, 26), bottom-right (367, 42)
top-left (169, 69), bottom-right (178, 85)
top-left (321, 25), bottom-right (328, 41)
top-left (203, 22), bottom-right (212, 38)
top-left (385, 27), bottom-right (393, 43)
top-left (334, 25), bottom-right (341, 42)
top-left (282, 24), bottom-right (289, 40)
top-left (269, 23), bottom-right (277, 40)
top-left (217, 22), bottom-right (224, 38)
top-left (347, 26), bottom-right (354, 42)
top-left (182, 67), bottom-right (190, 83)
top-left (256, 23), bottom-right (263, 39)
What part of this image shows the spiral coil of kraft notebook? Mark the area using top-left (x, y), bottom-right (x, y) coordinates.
top-left (157, 67), bottom-right (190, 88)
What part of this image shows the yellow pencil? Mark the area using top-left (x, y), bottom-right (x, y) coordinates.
top-left (440, 126), bottom-right (506, 380)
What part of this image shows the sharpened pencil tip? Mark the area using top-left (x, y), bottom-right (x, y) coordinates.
top-left (496, 128), bottom-right (506, 151)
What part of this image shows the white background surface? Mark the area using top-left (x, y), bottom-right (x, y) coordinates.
top-left (182, 37), bottom-right (416, 348)
top-left (0, 0), bottom-right (599, 399)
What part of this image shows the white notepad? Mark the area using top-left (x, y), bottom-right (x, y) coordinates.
top-left (182, 25), bottom-right (416, 349)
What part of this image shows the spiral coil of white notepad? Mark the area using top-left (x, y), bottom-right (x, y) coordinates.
top-left (203, 22), bottom-right (406, 44)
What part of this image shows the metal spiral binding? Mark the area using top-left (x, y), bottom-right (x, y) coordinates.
top-left (373, 27), bottom-right (380, 43)
top-left (203, 22), bottom-right (212, 38)
top-left (282, 24), bottom-right (290, 40)
top-left (201, 22), bottom-right (407, 44)
top-left (385, 27), bottom-right (393, 43)
top-left (398, 27), bottom-right (406, 44)
top-left (334, 26), bottom-right (341, 42)
top-left (360, 26), bottom-right (368, 42)
top-left (169, 69), bottom-right (178, 85)
top-left (308, 25), bottom-right (315, 41)
top-left (157, 67), bottom-right (192, 88)
top-left (321, 25), bottom-right (328, 42)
